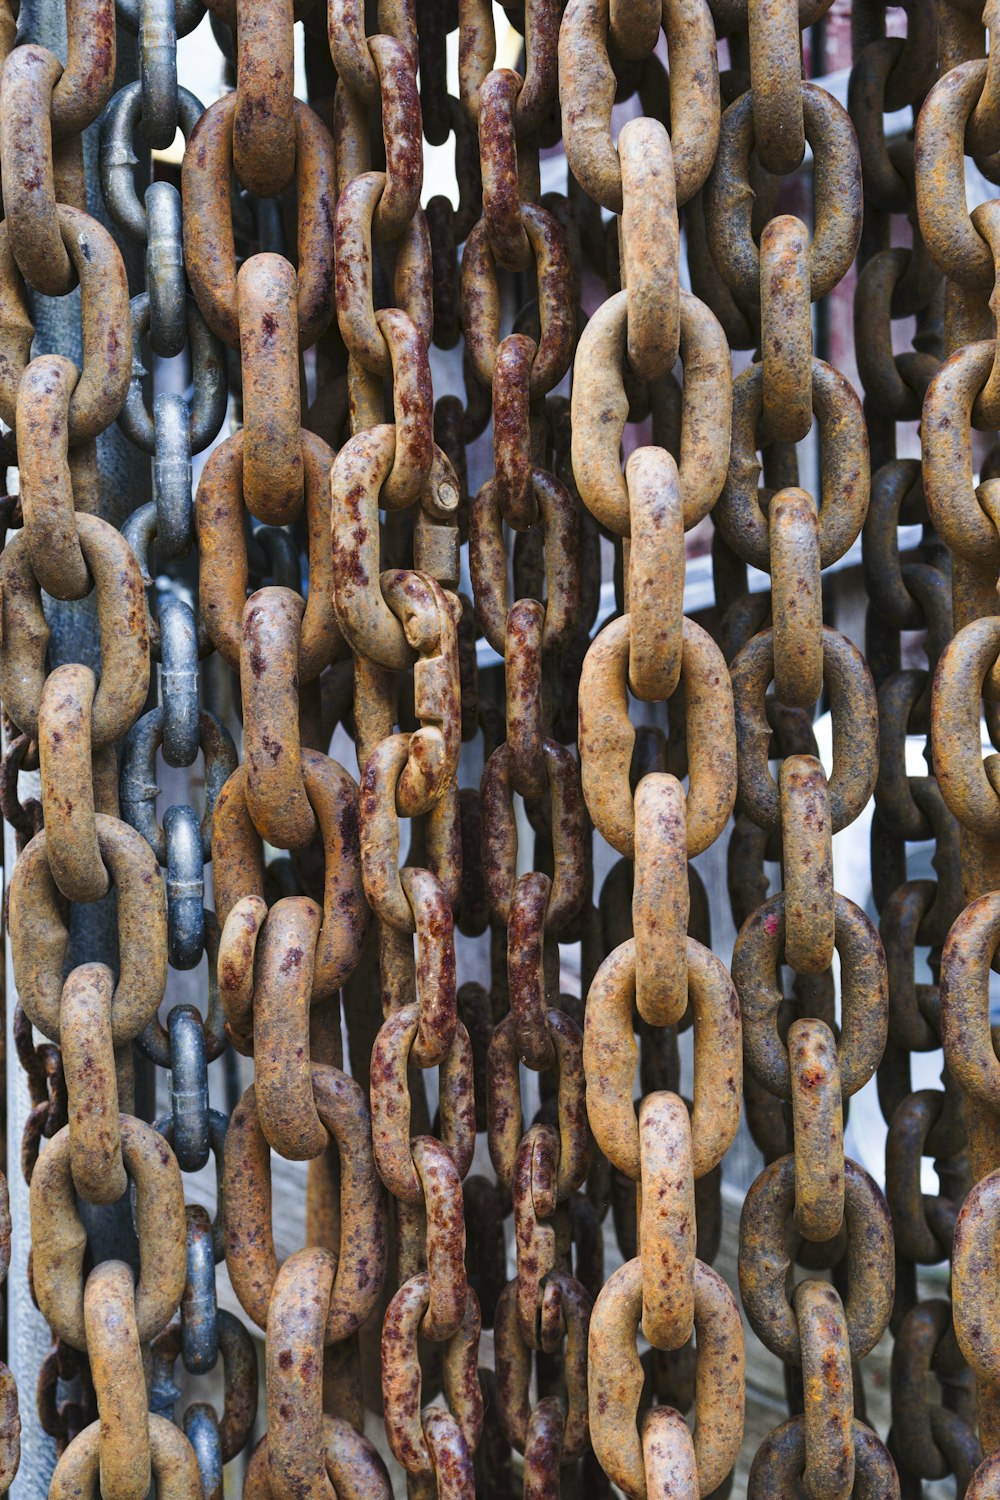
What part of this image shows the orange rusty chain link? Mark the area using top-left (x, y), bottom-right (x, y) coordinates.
top-left (0, 0), bottom-right (998, 1494)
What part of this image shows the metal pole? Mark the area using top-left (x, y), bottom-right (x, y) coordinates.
top-left (4, 5), bottom-right (147, 1491)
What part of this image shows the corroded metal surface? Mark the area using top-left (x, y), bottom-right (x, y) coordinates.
top-left (5, 0), bottom-right (1000, 1496)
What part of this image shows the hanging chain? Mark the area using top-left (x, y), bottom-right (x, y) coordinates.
top-left (3, 0), bottom-right (1000, 1494)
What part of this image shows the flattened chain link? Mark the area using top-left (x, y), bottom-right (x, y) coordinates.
top-left (1, 0), bottom-right (999, 1494)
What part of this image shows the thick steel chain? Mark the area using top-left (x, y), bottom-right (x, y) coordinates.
top-left (2, 0), bottom-right (1000, 1494)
